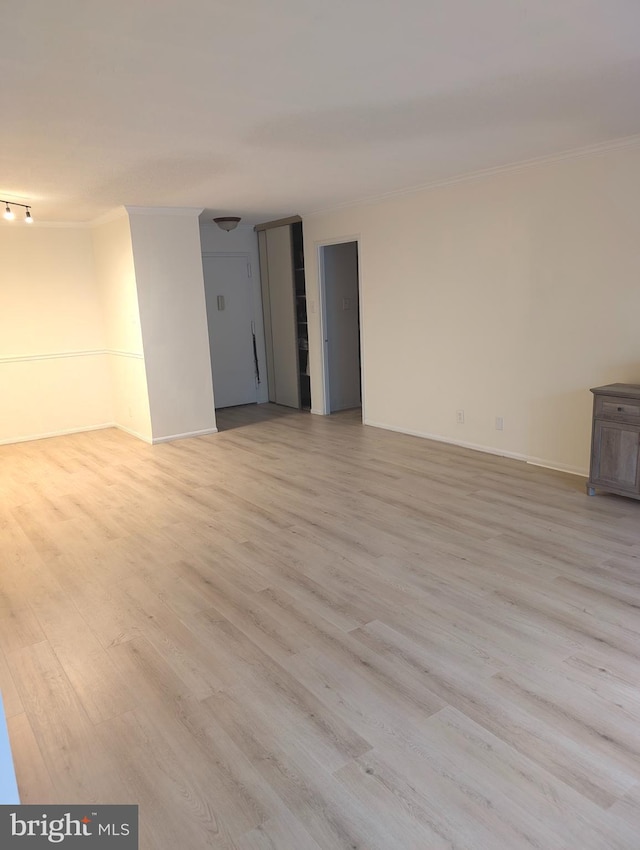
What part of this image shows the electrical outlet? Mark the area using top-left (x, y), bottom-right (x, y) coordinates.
top-left (456, 409), bottom-right (465, 424)
top-left (495, 416), bottom-right (504, 431)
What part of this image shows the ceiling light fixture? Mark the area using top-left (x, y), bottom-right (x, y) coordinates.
top-left (213, 216), bottom-right (241, 232)
top-left (1, 199), bottom-right (34, 223)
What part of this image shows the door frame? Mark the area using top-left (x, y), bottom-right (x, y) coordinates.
top-left (317, 236), bottom-right (364, 419)
top-left (201, 250), bottom-right (264, 407)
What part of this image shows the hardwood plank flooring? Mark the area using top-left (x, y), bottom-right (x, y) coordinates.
top-left (1, 403), bottom-right (640, 848)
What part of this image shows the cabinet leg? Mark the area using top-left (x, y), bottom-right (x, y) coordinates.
top-left (586, 485), bottom-right (596, 496)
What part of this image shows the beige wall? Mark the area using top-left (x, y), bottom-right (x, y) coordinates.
top-left (128, 209), bottom-right (217, 441)
top-left (1, 210), bottom-right (218, 446)
top-left (0, 226), bottom-right (111, 444)
top-left (91, 212), bottom-right (153, 441)
top-left (303, 144), bottom-right (640, 475)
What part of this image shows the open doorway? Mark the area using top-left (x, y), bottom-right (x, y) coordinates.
top-left (319, 241), bottom-right (362, 415)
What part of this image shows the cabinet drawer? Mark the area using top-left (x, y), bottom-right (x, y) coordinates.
top-left (594, 396), bottom-right (640, 421)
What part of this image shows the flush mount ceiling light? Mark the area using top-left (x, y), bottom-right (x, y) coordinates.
top-left (2, 200), bottom-right (34, 223)
top-left (213, 216), bottom-right (241, 232)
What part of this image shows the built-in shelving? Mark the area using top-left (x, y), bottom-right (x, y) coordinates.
top-left (256, 217), bottom-right (310, 410)
top-left (292, 222), bottom-right (311, 409)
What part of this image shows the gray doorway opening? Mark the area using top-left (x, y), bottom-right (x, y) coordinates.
top-left (319, 241), bottom-right (362, 415)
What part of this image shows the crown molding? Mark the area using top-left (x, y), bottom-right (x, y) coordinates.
top-left (125, 205), bottom-right (204, 217)
top-left (306, 133), bottom-right (640, 218)
top-left (1, 205), bottom-right (206, 228)
top-left (89, 207), bottom-right (128, 227)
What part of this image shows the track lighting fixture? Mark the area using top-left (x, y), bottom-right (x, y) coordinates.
top-left (1, 200), bottom-right (34, 223)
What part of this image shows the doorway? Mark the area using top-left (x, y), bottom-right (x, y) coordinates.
top-left (319, 241), bottom-right (362, 414)
top-left (203, 253), bottom-right (260, 409)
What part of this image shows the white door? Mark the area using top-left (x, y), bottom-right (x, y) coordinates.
top-left (203, 254), bottom-right (258, 409)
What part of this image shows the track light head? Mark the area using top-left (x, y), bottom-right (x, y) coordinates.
top-left (4, 204), bottom-right (14, 221)
top-left (25, 208), bottom-right (33, 223)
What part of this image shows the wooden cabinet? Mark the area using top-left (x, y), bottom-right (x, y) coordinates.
top-left (256, 218), bottom-right (309, 409)
top-left (587, 384), bottom-right (640, 499)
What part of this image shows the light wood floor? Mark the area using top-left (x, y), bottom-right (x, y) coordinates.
top-left (2, 404), bottom-right (640, 848)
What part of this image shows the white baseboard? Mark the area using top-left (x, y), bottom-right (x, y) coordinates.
top-left (113, 423), bottom-right (153, 444)
top-left (525, 457), bottom-right (588, 478)
top-left (151, 427), bottom-right (218, 444)
top-left (0, 423), bottom-right (113, 446)
top-left (363, 418), bottom-right (588, 478)
top-left (0, 423), bottom-right (221, 448)
top-left (364, 418), bottom-right (527, 462)
top-left (0, 414), bottom-right (588, 479)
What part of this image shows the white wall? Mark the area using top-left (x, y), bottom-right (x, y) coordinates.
top-left (303, 144), bottom-right (640, 475)
top-left (128, 209), bottom-right (217, 441)
top-left (91, 212), bottom-right (153, 441)
top-left (199, 223), bottom-right (268, 404)
top-left (0, 225), bottom-right (111, 444)
top-left (323, 241), bottom-right (361, 412)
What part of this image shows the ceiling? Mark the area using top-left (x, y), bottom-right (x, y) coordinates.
top-left (2, 0), bottom-right (640, 224)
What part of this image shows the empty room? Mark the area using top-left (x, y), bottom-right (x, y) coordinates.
top-left (2, 2), bottom-right (640, 848)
